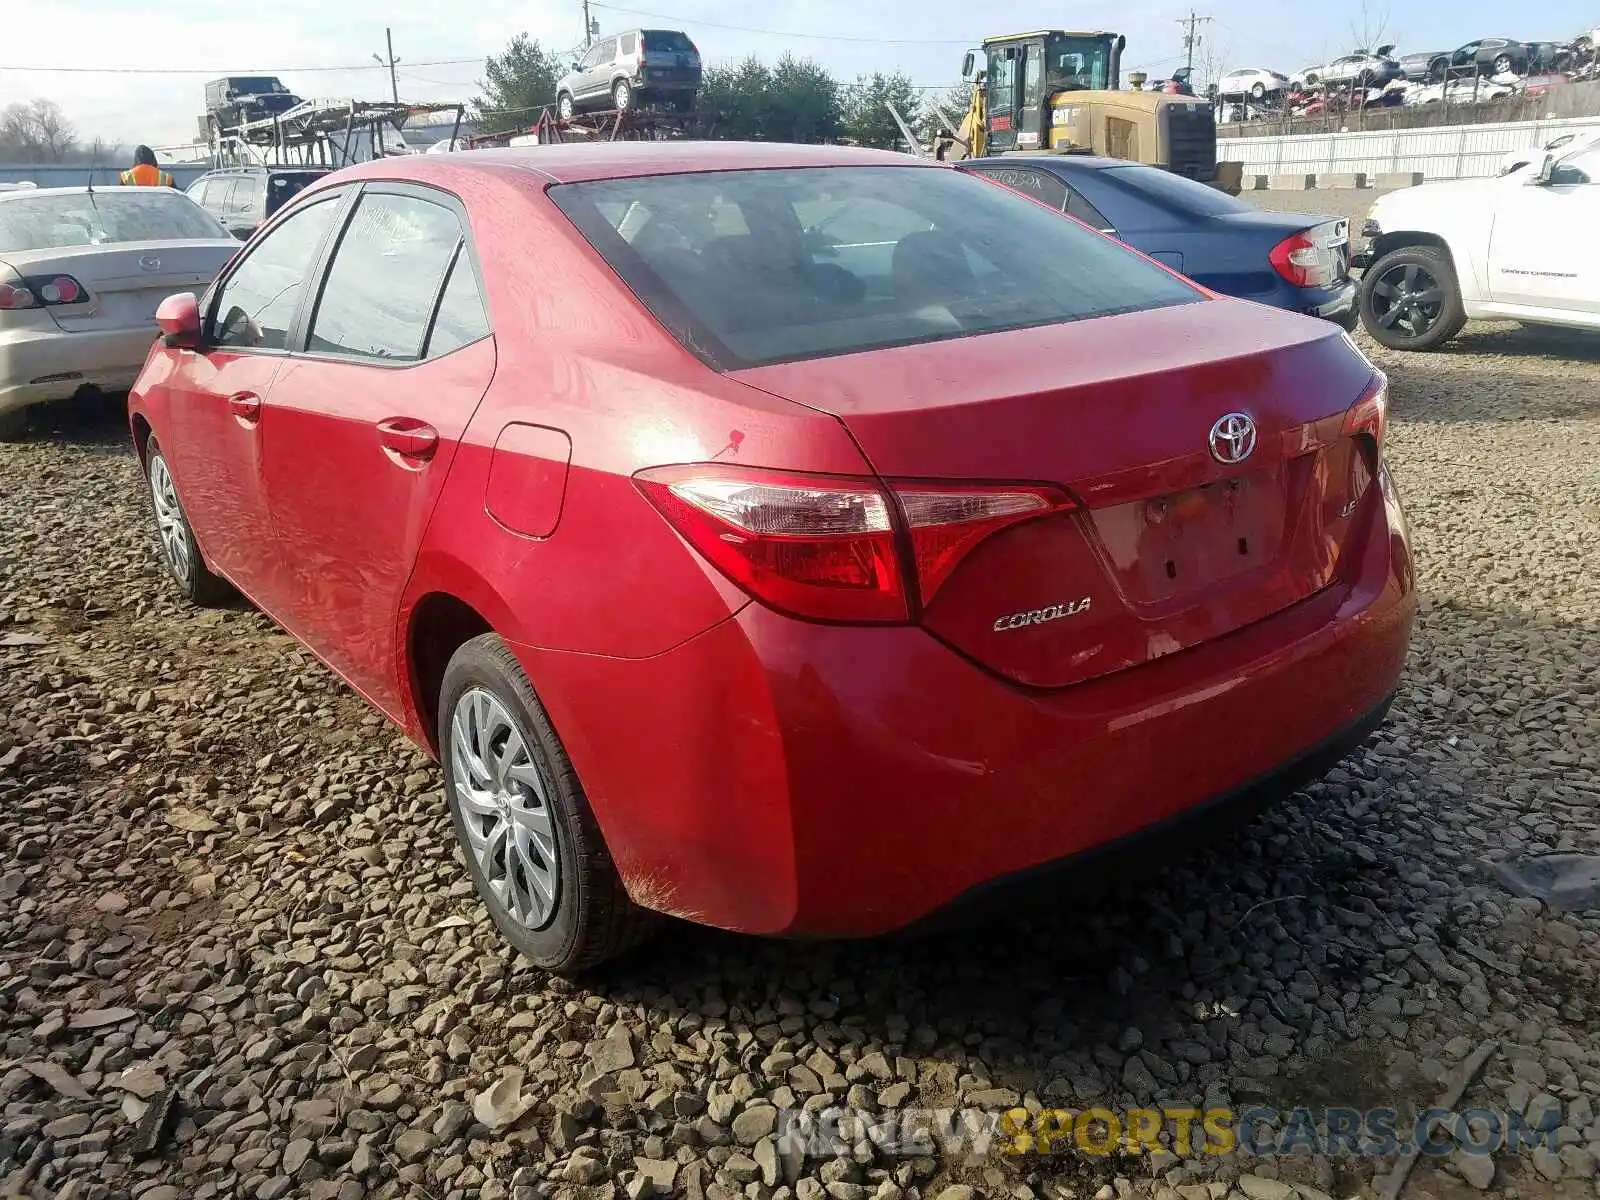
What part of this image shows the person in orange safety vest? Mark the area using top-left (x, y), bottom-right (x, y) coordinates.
top-left (120, 146), bottom-right (176, 188)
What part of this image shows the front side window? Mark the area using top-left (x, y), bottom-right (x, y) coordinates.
top-left (551, 165), bottom-right (1200, 369)
top-left (0, 190), bottom-right (228, 252)
top-left (210, 196), bottom-right (342, 350)
top-left (306, 192), bottom-right (464, 361)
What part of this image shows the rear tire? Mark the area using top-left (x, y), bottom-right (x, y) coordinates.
top-left (612, 78), bottom-right (633, 111)
top-left (144, 436), bottom-right (235, 606)
top-left (438, 634), bottom-right (653, 974)
top-left (1492, 53), bottom-right (1514, 75)
top-left (1250, 82), bottom-right (1267, 99)
top-left (557, 92), bottom-right (575, 121)
top-left (1360, 245), bottom-right (1466, 352)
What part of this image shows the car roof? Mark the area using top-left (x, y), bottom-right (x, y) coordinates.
top-left (962, 153), bottom-right (1136, 173)
top-left (0, 185), bottom-right (193, 201)
top-left (323, 141), bottom-right (937, 187)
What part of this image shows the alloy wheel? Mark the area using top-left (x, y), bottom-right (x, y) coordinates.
top-left (449, 687), bottom-right (561, 930)
top-left (1369, 262), bottom-right (1445, 339)
top-left (148, 455), bottom-right (192, 587)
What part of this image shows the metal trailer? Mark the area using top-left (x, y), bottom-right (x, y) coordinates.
top-left (203, 99), bottom-right (467, 169)
top-left (462, 105), bottom-right (713, 149)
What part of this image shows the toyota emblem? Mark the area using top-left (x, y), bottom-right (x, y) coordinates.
top-left (1208, 412), bottom-right (1257, 465)
top-left (137, 255), bottom-right (162, 272)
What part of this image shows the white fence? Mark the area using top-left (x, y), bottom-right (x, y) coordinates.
top-left (1219, 115), bottom-right (1600, 181)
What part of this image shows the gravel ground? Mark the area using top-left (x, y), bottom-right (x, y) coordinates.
top-left (2, 324), bottom-right (1599, 1200)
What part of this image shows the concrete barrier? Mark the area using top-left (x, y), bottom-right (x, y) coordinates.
top-left (1268, 173), bottom-right (1317, 190)
top-left (1248, 174), bottom-right (1270, 190)
top-left (1373, 171), bottom-right (1425, 189)
top-left (1317, 172), bottom-right (1368, 189)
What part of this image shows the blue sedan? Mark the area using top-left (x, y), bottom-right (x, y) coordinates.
top-left (956, 155), bottom-right (1358, 327)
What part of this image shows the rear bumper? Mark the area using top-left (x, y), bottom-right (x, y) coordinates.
top-left (0, 325), bottom-right (156, 414)
top-left (515, 474), bottom-right (1416, 937)
top-left (1311, 279), bottom-right (1359, 327)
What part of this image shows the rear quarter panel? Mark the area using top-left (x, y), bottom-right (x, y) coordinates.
top-left (1372, 185), bottom-right (1495, 304)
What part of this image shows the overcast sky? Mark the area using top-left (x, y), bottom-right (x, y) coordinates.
top-left (4, 0), bottom-right (1596, 152)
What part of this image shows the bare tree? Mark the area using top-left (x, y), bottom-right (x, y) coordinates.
top-left (1348, 0), bottom-right (1392, 52)
top-left (0, 99), bottom-right (79, 162)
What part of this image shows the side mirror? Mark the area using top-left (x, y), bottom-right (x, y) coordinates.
top-left (156, 292), bottom-right (201, 350)
top-left (1535, 152), bottom-right (1557, 184)
top-left (961, 50), bottom-right (977, 80)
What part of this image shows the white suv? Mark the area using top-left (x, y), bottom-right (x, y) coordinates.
top-left (1355, 145), bottom-right (1600, 350)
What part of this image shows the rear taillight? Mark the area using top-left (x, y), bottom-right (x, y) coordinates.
top-left (0, 274), bottom-right (89, 310)
top-left (1269, 221), bottom-right (1347, 288)
top-left (1343, 372), bottom-right (1388, 447)
top-left (635, 465), bottom-right (1075, 624)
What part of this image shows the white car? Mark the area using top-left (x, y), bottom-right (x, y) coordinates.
top-left (1294, 46), bottom-right (1401, 89)
top-left (1216, 67), bottom-right (1290, 99)
top-left (1356, 142), bottom-right (1600, 349)
top-left (0, 186), bottom-right (240, 439)
top-left (1499, 129), bottom-right (1600, 176)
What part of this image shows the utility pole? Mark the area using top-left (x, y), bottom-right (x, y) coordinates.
top-left (373, 28), bottom-right (400, 104)
top-left (583, 0), bottom-right (594, 47)
top-left (1177, 10), bottom-right (1213, 75)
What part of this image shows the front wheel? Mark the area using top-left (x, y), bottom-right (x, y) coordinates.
top-left (1360, 246), bottom-right (1466, 351)
top-left (612, 78), bottom-right (633, 111)
top-left (439, 634), bottom-right (652, 974)
top-left (145, 437), bottom-right (234, 606)
top-left (1492, 54), bottom-right (1514, 75)
top-left (0, 406), bottom-right (28, 442)
top-left (556, 92), bottom-right (575, 121)
top-left (1250, 82), bottom-right (1267, 99)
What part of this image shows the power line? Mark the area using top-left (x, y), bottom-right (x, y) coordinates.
top-left (588, 1), bottom-right (974, 43)
top-left (0, 58), bottom-right (481, 76)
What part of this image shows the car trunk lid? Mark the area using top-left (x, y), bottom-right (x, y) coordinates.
top-left (0, 239), bottom-right (238, 333)
top-left (731, 300), bottom-right (1381, 689)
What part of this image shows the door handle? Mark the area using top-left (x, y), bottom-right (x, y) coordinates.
top-left (228, 391), bottom-right (262, 423)
top-left (376, 417), bottom-right (439, 463)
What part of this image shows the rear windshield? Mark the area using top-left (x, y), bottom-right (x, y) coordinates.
top-left (268, 173), bottom-right (325, 205)
top-left (0, 191), bottom-right (228, 252)
top-left (550, 166), bottom-right (1200, 369)
top-left (1103, 164), bottom-right (1252, 216)
top-left (642, 30), bottom-right (696, 52)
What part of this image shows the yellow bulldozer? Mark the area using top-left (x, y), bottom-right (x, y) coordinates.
top-left (928, 31), bottom-right (1219, 182)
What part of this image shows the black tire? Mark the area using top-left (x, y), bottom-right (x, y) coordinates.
top-left (611, 78), bottom-right (633, 111)
top-left (1250, 81), bottom-right (1266, 99)
top-left (1492, 54), bottom-right (1514, 75)
top-left (144, 436), bottom-right (235, 606)
top-left (1304, 72), bottom-right (1319, 87)
top-left (0, 406), bottom-right (28, 442)
top-left (1359, 245), bottom-right (1466, 352)
top-left (1427, 60), bottom-right (1446, 84)
top-left (438, 634), bottom-right (652, 974)
top-left (556, 92), bottom-right (575, 121)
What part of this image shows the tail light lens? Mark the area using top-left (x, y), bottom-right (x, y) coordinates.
top-left (0, 274), bottom-right (88, 310)
top-left (895, 484), bottom-right (1074, 603)
top-left (1343, 372), bottom-right (1389, 447)
top-left (1269, 221), bottom-right (1348, 288)
top-left (635, 465), bottom-right (1074, 624)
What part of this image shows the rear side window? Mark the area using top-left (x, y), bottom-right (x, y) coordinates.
top-left (619, 32), bottom-right (638, 54)
top-left (968, 166), bottom-right (1068, 212)
top-left (550, 165), bottom-right (1199, 369)
top-left (307, 192), bottom-right (468, 361)
top-left (229, 176), bottom-right (263, 216)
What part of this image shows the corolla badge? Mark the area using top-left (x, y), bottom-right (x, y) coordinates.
top-left (992, 596), bottom-right (1092, 633)
top-left (137, 255), bottom-right (162, 272)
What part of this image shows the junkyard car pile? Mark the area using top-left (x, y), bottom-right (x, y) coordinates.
top-left (1215, 24), bottom-right (1600, 123)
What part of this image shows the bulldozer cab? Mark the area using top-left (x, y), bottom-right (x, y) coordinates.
top-left (972, 31), bottom-right (1126, 153)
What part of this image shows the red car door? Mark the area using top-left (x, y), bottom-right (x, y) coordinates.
top-left (255, 185), bottom-right (495, 718)
top-left (159, 192), bottom-right (348, 593)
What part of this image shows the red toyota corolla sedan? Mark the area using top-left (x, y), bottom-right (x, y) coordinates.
top-left (129, 143), bottom-right (1415, 973)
